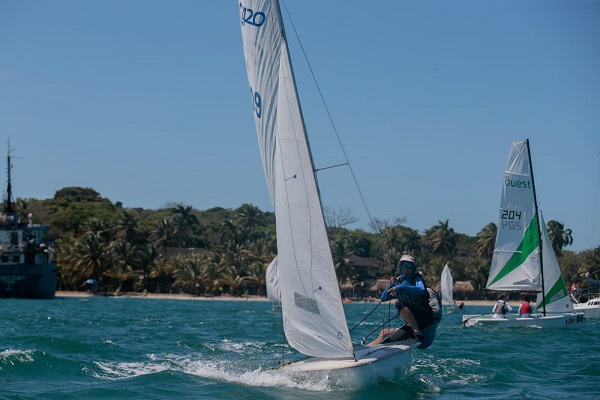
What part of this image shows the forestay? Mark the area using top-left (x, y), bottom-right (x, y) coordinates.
top-left (239, 0), bottom-right (353, 359)
top-left (487, 141), bottom-right (541, 292)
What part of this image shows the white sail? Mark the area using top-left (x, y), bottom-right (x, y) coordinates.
top-left (441, 264), bottom-right (453, 306)
top-left (265, 257), bottom-right (281, 302)
top-left (239, 0), bottom-right (353, 359)
top-left (536, 214), bottom-right (573, 313)
top-left (487, 141), bottom-right (541, 292)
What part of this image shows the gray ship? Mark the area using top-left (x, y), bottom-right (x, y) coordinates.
top-left (0, 145), bottom-right (56, 299)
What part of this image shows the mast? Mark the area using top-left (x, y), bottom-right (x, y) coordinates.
top-left (526, 139), bottom-right (546, 316)
top-left (3, 139), bottom-right (15, 214)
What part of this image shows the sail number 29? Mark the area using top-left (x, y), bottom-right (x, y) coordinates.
top-left (250, 87), bottom-right (262, 119)
top-left (500, 209), bottom-right (522, 230)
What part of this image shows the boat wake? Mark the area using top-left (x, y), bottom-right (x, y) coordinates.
top-left (92, 353), bottom-right (343, 391)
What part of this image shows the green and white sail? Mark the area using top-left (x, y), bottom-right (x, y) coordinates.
top-left (487, 141), bottom-right (541, 292)
top-left (536, 213), bottom-right (573, 313)
top-left (239, 0), bottom-right (353, 359)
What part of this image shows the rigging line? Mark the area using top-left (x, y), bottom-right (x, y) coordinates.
top-left (348, 300), bottom-right (382, 332)
top-left (314, 162), bottom-right (349, 172)
top-left (280, 0), bottom-right (393, 270)
top-left (359, 313), bottom-right (400, 344)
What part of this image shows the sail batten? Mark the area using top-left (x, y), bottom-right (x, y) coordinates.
top-left (239, 0), bottom-right (353, 359)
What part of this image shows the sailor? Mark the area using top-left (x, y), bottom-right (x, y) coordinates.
top-left (492, 294), bottom-right (512, 318)
top-left (368, 255), bottom-right (441, 349)
top-left (518, 297), bottom-right (534, 317)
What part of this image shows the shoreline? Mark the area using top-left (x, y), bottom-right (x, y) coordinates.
top-left (56, 291), bottom-right (493, 305)
top-left (56, 291), bottom-right (271, 301)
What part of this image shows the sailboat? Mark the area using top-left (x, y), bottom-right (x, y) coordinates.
top-left (239, 0), bottom-right (419, 385)
top-left (440, 264), bottom-right (456, 312)
top-left (265, 257), bottom-right (282, 312)
top-left (462, 140), bottom-right (584, 328)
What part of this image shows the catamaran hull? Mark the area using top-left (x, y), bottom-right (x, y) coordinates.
top-left (281, 341), bottom-right (419, 387)
top-left (462, 312), bottom-right (585, 328)
top-left (574, 298), bottom-right (600, 318)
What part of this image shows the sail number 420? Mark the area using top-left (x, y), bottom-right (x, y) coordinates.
top-left (250, 87), bottom-right (262, 118)
top-left (500, 209), bottom-right (522, 230)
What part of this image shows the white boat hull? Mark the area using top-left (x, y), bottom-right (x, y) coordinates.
top-left (282, 341), bottom-right (419, 387)
top-left (462, 312), bottom-right (585, 328)
top-left (574, 297), bottom-right (600, 318)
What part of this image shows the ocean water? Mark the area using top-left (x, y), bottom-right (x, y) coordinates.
top-left (1, 296), bottom-right (599, 400)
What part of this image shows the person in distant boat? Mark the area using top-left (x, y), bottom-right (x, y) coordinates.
top-left (367, 255), bottom-right (441, 349)
top-left (492, 294), bottom-right (512, 318)
top-left (517, 297), bottom-right (534, 317)
top-left (584, 272), bottom-right (600, 288)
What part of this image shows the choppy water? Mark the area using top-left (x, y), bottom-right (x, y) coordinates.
top-left (1, 296), bottom-right (599, 399)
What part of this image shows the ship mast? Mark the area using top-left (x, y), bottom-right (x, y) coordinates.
top-left (3, 139), bottom-right (17, 214)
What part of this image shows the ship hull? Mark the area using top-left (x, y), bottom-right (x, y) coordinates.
top-left (0, 263), bottom-right (57, 299)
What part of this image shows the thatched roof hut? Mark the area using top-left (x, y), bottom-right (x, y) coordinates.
top-left (370, 279), bottom-right (390, 292)
top-left (454, 280), bottom-right (475, 294)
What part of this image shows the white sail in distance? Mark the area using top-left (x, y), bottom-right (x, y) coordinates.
top-left (441, 264), bottom-right (453, 306)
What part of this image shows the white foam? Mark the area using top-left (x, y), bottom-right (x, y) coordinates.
top-left (93, 353), bottom-right (339, 391)
top-left (0, 349), bottom-right (35, 364)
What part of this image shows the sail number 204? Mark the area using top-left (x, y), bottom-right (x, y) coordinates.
top-left (500, 209), bottom-right (522, 230)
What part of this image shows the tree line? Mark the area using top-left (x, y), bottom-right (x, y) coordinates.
top-left (18, 186), bottom-right (600, 299)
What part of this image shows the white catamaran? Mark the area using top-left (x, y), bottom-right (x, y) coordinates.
top-left (462, 140), bottom-right (584, 328)
top-left (239, 0), bottom-right (419, 385)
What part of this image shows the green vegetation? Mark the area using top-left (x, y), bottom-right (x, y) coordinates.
top-left (17, 186), bottom-right (600, 299)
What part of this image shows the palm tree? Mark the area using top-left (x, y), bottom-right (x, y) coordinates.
top-left (476, 223), bottom-right (497, 259)
top-left (73, 230), bottom-right (111, 283)
top-left (154, 216), bottom-right (178, 256)
top-left (546, 220), bottom-right (573, 256)
top-left (171, 204), bottom-right (199, 247)
top-left (331, 237), bottom-right (358, 285)
top-left (423, 220), bottom-right (457, 256)
top-left (398, 227), bottom-right (422, 256)
top-left (236, 203), bottom-right (263, 232)
top-left (115, 210), bottom-right (147, 246)
top-left (219, 219), bottom-right (240, 251)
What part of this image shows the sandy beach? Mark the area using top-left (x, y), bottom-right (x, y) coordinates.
top-left (56, 291), bottom-right (492, 305)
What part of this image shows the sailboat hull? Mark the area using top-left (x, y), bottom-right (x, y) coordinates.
top-left (282, 341), bottom-right (419, 386)
top-left (462, 312), bottom-right (585, 328)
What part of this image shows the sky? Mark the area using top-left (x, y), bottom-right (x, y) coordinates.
top-left (1, 0), bottom-right (599, 252)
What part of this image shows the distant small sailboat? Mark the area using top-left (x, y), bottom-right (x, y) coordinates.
top-left (265, 257), bottom-right (281, 312)
top-left (440, 264), bottom-right (456, 312)
top-left (239, 0), bottom-right (419, 385)
top-left (462, 140), bottom-right (584, 328)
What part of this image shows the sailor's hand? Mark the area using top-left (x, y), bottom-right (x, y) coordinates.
top-left (388, 287), bottom-right (397, 296)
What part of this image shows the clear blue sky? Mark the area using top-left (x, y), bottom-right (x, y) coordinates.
top-left (1, 1), bottom-right (599, 252)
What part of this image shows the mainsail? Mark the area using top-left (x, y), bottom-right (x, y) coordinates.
top-left (487, 141), bottom-right (541, 292)
top-left (441, 264), bottom-right (453, 306)
top-left (239, 0), bottom-right (353, 358)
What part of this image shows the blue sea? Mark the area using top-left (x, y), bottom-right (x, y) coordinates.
top-left (1, 296), bottom-right (599, 399)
